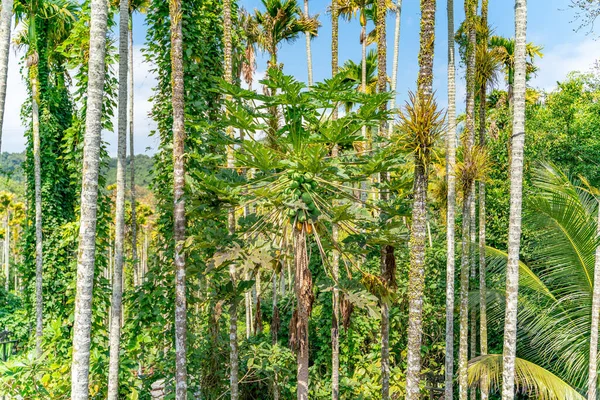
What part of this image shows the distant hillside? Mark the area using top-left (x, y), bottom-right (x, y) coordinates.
top-left (0, 152), bottom-right (154, 189)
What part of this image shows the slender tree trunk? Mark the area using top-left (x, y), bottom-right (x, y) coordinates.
top-left (170, 0), bottom-right (188, 398)
top-left (294, 225), bottom-right (312, 400)
top-left (304, 0), bottom-right (313, 86)
top-left (331, 2), bottom-right (340, 397)
top-left (331, 147), bottom-right (340, 400)
top-left (375, 0), bottom-right (393, 397)
top-left (0, 0), bottom-right (13, 154)
top-left (70, 0), bottom-right (109, 397)
top-left (469, 196), bottom-right (476, 400)
top-left (501, 1), bottom-right (527, 399)
top-left (478, 5), bottom-right (489, 399)
top-left (405, 1), bottom-right (436, 399)
top-left (387, 0), bottom-right (403, 137)
top-left (223, 0), bottom-right (239, 397)
top-left (31, 68), bottom-right (44, 358)
top-left (458, 1), bottom-right (476, 398)
top-left (107, 0), bottom-right (129, 397)
top-left (245, 270), bottom-right (252, 338)
top-left (129, 23), bottom-right (138, 287)
top-left (360, 20), bottom-right (367, 145)
top-left (444, 1), bottom-right (457, 398)
top-left (588, 203), bottom-right (600, 400)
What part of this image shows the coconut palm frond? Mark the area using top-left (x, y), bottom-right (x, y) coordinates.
top-left (468, 355), bottom-right (585, 400)
top-left (527, 164), bottom-right (598, 297)
top-left (485, 246), bottom-right (556, 301)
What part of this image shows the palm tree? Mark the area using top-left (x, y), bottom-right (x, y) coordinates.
top-left (254, 0), bottom-right (318, 72)
top-left (444, 0), bottom-right (457, 398)
top-left (126, 0), bottom-right (149, 288)
top-left (0, 0), bottom-right (14, 154)
top-left (501, 0), bottom-right (528, 397)
top-left (375, 0), bottom-right (392, 396)
top-left (330, 1), bottom-right (340, 398)
top-left (70, 0), bottom-right (109, 397)
top-left (458, 0), bottom-right (477, 398)
top-left (488, 35), bottom-right (542, 103)
top-left (405, 1), bottom-right (438, 399)
top-left (474, 3), bottom-right (501, 399)
top-left (170, 0), bottom-right (187, 398)
top-left (223, 0), bottom-right (239, 397)
top-left (107, 0), bottom-right (129, 397)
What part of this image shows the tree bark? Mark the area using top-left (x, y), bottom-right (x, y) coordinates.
top-left (304, 0), bottom-right (313, 86)
top-left (31, 65), bottom-right (44, 358)
top-left (223, 0), bottom-right (239, 397)
top-left (501, 1), bottom-right (527, 399)
top-left (469, 193), bottom-right (477, 400)
top-left (331, 148), bottom-right (340, 400)
top-left (458, 1), bottom-right (476, 399)
top-left (0, 0), bottom-right (13, 154)
top-left (129, 24), bottom-right (138, 287)
top-left (170, 0), bottom-right (188, 398)
top-left (588, 204), bottom-right (600, 400)
top-left (375, 1), bottom-right (392, 397)
top-left (444, 1), bottom-right (457, 398)
top-left (478, 5), bottom-right (489, 400)
top-left (387, 0), bottom-right (403, 137)
top-left (70, 0), bottom-right (109, 397)
top-left (107, 0), bottom-right (129, 397)
top-left (294, 225), bottom-right (312, 400)
top-left (405, 1), bottom-right (436, 399)
top-left (331, 3), bottom-right (340, 396)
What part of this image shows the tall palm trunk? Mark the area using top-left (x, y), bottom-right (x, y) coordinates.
top-left (405, 1), bottom-right (436, 399)
top-left (375, 0), bottom-right (392, 397)
top-left (129, 24), bottom-right (138, 286)
top-left (70, 0), bottom-right (109, 397)
top-left (304, 0), bottom-right (313, 86)
top-left (30, 62), bottom-right (44, 357)
top-left (0, 0), bottom-right (13, 153)
top-left (107, 0), bottom-right (129, 397)
top-left (223, 0), bottom-right (239, 397)
top-left (588, 204), bottom-right (600, 400)
top-left (387, 0), bottom-right (402, 137)
top-left (444, 1), bottom-right (457, 398)
top-left (458, 1), bottom-right (476, 399)
top-left (501, 1), bottom-right (527, 399)
top-left (479, 3), bottom-right (489, 400)
top-left (170, 0), bottom-right (188, 398)
top-left (469, 197), bottom-right (477, 400)
top-left (294, 225), bottom-right (312, 400)
top-left (331, 2), bottom-right (340, 398)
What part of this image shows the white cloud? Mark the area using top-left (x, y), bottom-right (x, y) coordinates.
top-left (531, 37), bottom-right (599, 91)
top-left (3, 46), bottom-right (27, 153)
top-left (2, 42), bottom-right (158, 157)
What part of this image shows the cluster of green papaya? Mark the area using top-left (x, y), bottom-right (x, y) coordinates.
top-left (283, 171), bottom-right (321, 225)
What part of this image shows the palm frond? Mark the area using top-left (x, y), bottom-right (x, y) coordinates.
top-left (468, 355), bottom-right (585, 400)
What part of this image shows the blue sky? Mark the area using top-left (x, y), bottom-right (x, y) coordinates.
top-left (3, 0), bottom-right (598, 155)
